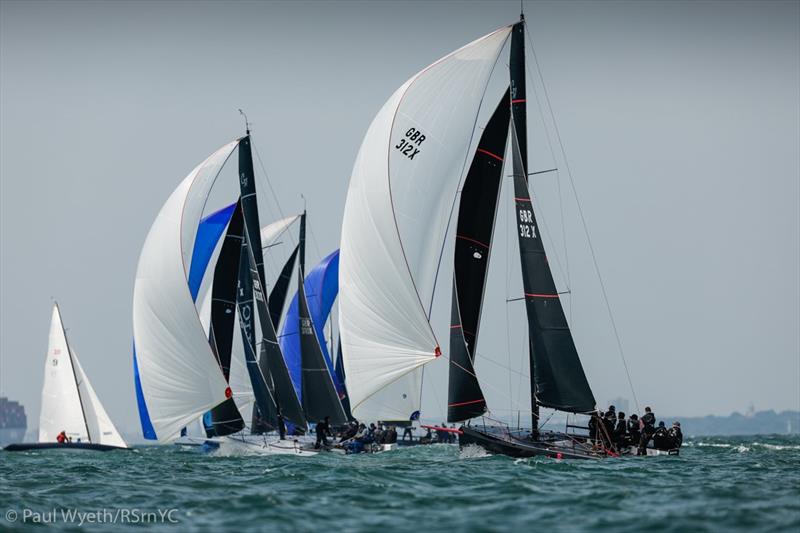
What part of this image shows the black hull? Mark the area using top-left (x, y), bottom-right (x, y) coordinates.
top-left (459, 425), bottom-right (602, 459)
top-left (4, 442), bottom-right (129, 452)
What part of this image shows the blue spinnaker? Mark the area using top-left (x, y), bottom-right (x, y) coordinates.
top-left (279, 249), bottom-right (344, 403)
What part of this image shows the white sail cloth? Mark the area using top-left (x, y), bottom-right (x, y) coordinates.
top-left (39, 304), bottom-right (127, 447)
top-left (340, 27), bottom-right (511, 421)
top-left (133, 140), bottom-right (238, 442)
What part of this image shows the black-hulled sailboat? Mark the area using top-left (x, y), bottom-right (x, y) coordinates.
top-left (338, 13), bottom-right (668, 459)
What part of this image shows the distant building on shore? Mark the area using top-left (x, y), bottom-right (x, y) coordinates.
top-left (0, 396), bottom-right (27, 447)
top-left (606, 397), bottom-right (630, 415)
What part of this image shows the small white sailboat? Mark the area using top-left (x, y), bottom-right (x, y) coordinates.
top-left (5, 303), bottom-right (128, 452)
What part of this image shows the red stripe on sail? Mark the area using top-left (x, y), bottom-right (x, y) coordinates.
top-left (514, 197), bottom-right (531, 202)
top-left (526, 293), bottom-right (559, 298)
top-left (476, 148), bottom-right (503, 161)
top-left (457, 235), bottom-right (489, 248)
top-left (447, 399), bottom-right (486, 408)
top-left (512, 99), bottom-right (526, 103)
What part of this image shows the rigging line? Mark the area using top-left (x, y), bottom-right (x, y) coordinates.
top-left (444, 352), bottom-right (538, 420)
top-left (523, 24), bottom-right (639, 413)
top-left (518, 32), bottom-right (572, 304)
top-left (503, 172), bottom-right (514, 418)
top-left (251, 138), bottom-right (298, 249)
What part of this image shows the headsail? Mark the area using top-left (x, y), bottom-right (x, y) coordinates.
top-left (206, 201), bottom-right (246, 437)
top-left (132, 140), bottom-right (237, 442)
top-left (340, 26), bottom-right (512, 421)
top-left (72, 351), bottom-right (128, 447)
top-left (447, 89), bottom-right (511, 423)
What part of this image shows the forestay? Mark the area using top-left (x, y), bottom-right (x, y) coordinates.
top-left (132, 140), bottom-right (238, 442)
top-left (340, 27), bottom-right (512, 421)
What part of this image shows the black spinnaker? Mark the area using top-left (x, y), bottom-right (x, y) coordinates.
top-left (447, 88), bottom-right (511, 423)
top-left (268, 244), bottom-right (299, 331)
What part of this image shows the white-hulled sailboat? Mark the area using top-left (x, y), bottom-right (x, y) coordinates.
top-left (5, 303), bottom-right (128, 452)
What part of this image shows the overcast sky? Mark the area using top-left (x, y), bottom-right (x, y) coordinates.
top-left (1, 0), bottom-right (798, 437)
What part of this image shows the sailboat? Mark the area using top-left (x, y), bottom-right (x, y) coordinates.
top-left (5, 303), bottom-right (128, 452)
top-left (132, 129), bottom-right (335, 456)
top-left (339, 14), bottom-right (662, 459)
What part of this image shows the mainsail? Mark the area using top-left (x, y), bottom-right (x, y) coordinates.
top-left (447, 89), bottom-right (511, 423)
top-left (132, 140), bottom-right (237, 442)
top-left (238, 136), bottom-right (307, 431)
top-left (296, 214), bottom-right (347, 425)
top-left (40, 303), bottom-right (127, 447)
top-left (339, 26), bottom-right (513, 421)
top-left (509, 22), bottom-right (595, 417)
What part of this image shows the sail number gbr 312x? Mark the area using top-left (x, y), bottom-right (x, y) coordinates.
top-left (518, 208), bottom-right (537, 239)
top-left (395, 128), bottom-right (426, 160)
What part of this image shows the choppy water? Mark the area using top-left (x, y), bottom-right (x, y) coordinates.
top-left (1, 435), bottom-right (798, 532)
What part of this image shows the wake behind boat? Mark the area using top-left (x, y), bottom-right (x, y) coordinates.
top-left (4, 304), bottom-right (129, 452)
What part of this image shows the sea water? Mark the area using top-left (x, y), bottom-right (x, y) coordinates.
top-left (1, 434), bottom-right (798, 532)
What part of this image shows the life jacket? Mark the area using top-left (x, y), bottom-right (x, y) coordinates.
top-left (56, 433), bottom-right (66, 443)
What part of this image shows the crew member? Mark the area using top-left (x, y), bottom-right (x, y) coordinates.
top-left (652, 421), bottom-right (670, 450)
top-left (627, 414), bottom-right (641, 448)
top-left (402, 425), bottom-right (414, 442)
top-left (639, 406), bottom-right (656, 454)
top-left (315, 416), bottom-right (331, 449)
top-left (614, 412), bottom-right (627, 449)
top-left (668, 421), bottom-right (683, 449)
top-left (56, 430), bottom-right (67, 444)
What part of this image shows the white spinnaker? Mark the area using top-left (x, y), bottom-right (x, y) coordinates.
top-left (39, 304), bottom-right (89, 443)
top-left (340, 27), bottom-right (511, 421)
top-left (133, 140), bottom-right (238, 442)
top-left (72, 352), bottom-right (128, 448)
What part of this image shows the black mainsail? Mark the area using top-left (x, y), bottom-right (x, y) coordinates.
top-left (206, 200), bottom-right (246, 436)
top-left (268, 244), bottom-right (299, 331)
top-left (510, 20), bottom-right (596, 425)
top-left (447, 89), bottom-right (511, 423)
top-left (238, 136), bottom-right (308, 431)
top-left (297, 212), bottom-right (348, 425)
top-left (237, 234), bottom-right (280, 432)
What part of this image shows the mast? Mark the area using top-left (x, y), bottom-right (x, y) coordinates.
top-left (58, 303), bottom-right (92, 443)
top-left (297, 212), bottom-right (348, 425)
top-left (238, 136), bottom-right (307, 431)
top-left (447, 89), bottom-right (511, 423)
top-left (510, 16), bottom-right (538, 433)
